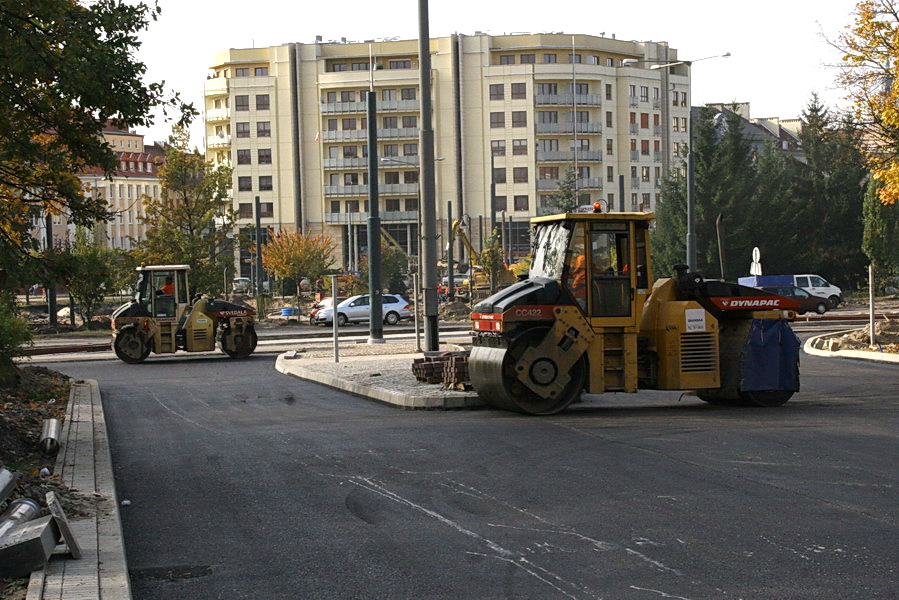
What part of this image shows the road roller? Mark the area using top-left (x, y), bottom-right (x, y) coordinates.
top-left (110, 264), bottom-right (257, 363)
top-left (468, 209), bottom-right (801, 415)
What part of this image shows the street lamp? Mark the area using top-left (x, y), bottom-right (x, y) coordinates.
top-left (650, 53), bottom-right (731, 271)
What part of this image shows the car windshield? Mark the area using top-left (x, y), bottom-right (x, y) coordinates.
top-left (530, 221), bottom-right (571, 279)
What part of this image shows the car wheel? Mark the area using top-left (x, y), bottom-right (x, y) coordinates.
top-left (384, 311), bottom-right (399, 325)
top-left (815, 302), bottom-right (827, 315)
top-left (337, 313), bottom-right (348, 327)
top-left (309, 316), bottom-right (317, 326)
top-left (828, 295), bottom-right (840, 309)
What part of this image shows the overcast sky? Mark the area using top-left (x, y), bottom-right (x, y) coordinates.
top-left (136, 0), bottom-right (860, 147)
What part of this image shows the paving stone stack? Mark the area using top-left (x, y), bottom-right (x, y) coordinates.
top-left (412, 351), bottom-right (470, 386)
top-left (442, 354), bottom-right (472, 391)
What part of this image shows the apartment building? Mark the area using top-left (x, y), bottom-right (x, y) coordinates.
top-left (204, 33), bottom-right (690, 274)
top-left (33, 126), bottom-right (165, 250)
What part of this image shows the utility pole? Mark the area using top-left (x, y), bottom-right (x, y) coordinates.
top-left (45, 213), bottom-right (57, 328)
top-left (418, 0), bottom-right (439, 350)
top-left (254, 196), bottom-right (263, 297)
top-left (366, 89), bottom-right (384, 343)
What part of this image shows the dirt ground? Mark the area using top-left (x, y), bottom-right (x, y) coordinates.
top-left (833, 317), bottom-right (899, 353)
top-left (0, 367), bottom-right (97, 599)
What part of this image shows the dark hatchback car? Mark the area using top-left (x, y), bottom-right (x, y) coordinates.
top-left (760, 285), bottom-right (829, 315)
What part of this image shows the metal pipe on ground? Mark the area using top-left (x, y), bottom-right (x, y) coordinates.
top-left (40, 419), bottom-right (60, 455)
top-left (0, 499), bottom-right (41, 539)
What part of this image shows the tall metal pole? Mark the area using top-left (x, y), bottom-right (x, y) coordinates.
top-left (331, 274), bottom-right (339, 363)
top-left (447, 200), bottom-right (454, 298)
top-left (571, 35), bottom-right (579, 200)
top-left (489, 152), bottom-right (496, 234)
top-left (686, 83), bottom-right (696, 271)
top-left (254, 196), bottom-right (263, 297)
top-left (618, 173), bottom-right (625, 212)
top-left (44, 213), bottom-right (57, 328)
top-left (366, 90), bottom-right (384, 343)
top-left (418, 0), bottom-right (439, 351)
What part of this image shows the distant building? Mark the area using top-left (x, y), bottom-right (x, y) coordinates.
top-left (32, 125), bottom-right (165, 250)
top-left (203, 32), bottom-right (692, 274)
top-left (701, 102), bottom-right (804, 163)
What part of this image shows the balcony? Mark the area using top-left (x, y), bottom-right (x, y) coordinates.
top-left (536, 150), bottom-right (603, 163)
top-left (206, 108), bottom-right (230, 122)
top-left (207, 134), bottom-right (232, 148)
top-left (379, 127), bottom-right (419, 139)
top-left (321, 127), bottom-right (419, 142)
top-left (381, 183), bottom-right (419, 195)
top-left (630, 150), bottom-right (639, 161)
top-left (628, 123), bottom-right (639, 135)
top-left (324, 185), bottom-right (367, 197)
top-left (654, 152), bottom-right (663, 163)
top-left (323, 183), bottom-right (420, 197)
top-left (325, 210), bottom-right (418, 224)
top-left (535, 122), bottom-right (601, 135)
top-left (535, 93), bottom-right (602, 107)
top-left (536, 177), bottom-right (603, 191)
top-left (653, 125), bottom-right (663, 136)
top-left (204, 78), bottom-right (228, 97)
top-left (320, 98), bottom-right (420, 114)
top-left (323, 157), bottom-right (369, 170)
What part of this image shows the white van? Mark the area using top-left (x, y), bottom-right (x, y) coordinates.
top-left (794, 274), bottom-right (842, 307)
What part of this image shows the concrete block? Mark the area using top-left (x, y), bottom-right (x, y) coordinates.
top-left (0, 516), bottom-right (60, 578)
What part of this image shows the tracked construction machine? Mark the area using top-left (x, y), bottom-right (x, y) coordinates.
top-left (110, 264), bottom-right (258, 363)
top-left (468, 210), bottom-right (801, 415)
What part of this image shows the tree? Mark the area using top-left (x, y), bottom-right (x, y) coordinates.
top-left (0, 293), bottom-right (31, 386)
top-left (136, 128), bottom-right (233, 296)
top-left (356, 242), bottom-right (410, 295)
top-left (0, 1), bottom-right (194, 263)
top-left (479, 231), bottom-right (507, 292)
top-left (58, 228), bottom-right (128, 325)
top-left (542, 167), bottom-right (580, 213)
top-left (863, 177), bottom-right (899, 281)
top-left (261, 231), bottom-right (336, 296)
top-left (838, 0), bottom-right (899, 205)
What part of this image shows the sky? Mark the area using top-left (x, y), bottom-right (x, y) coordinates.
top-left (136, 0), bottom-right (860, 147)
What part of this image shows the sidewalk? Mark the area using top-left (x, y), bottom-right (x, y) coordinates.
top-left (26, 380), bottom-right (130, 600)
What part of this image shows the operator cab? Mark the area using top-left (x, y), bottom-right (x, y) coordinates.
top-left (135, 265), bottom-right (191, 320)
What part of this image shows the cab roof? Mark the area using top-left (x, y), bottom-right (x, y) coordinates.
top-left (135, 264), bottom-right (191, 271)
top-left (530, 211), bottom-right (655, 225)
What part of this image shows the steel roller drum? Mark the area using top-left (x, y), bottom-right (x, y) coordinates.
top-left (469, 344), bottom-right (521, 411)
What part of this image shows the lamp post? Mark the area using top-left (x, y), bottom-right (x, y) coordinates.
top-left (650, 53), bottom-right (730, 271)
top-left (418, 0), bottom-right (439, 351)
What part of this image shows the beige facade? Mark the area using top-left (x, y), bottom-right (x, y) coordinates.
top-left (34, 127), bottom-right (164, 250)
top-left (203, 33), bottom-right (690, 272)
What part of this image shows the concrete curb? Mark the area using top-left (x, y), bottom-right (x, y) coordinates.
top-left (26, 380), bottom-right (131, 600)
top-left (804, 331), bottom-right (899, 364)
top-left (275, 354), bottom-right (483, 410)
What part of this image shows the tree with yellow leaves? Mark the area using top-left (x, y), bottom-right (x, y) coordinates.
top-left (261, 232), bottom-right (336, 297)
top-left (839, 0), bottom-right (899, 204)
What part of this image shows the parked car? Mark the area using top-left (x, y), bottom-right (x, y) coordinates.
top-left (760, 285), bottom-right (829, 315)
top-left (312, 294), bottom-right (412, 326)
top-left (232, 277), bottom-right (251, 294)
top-left (739, 274), bottom-right (842, 308)
top-left (308, 297), bottom-right (345, 326)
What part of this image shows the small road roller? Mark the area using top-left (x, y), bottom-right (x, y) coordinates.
top-left (110, 264), bottom-right (257, 363)
top-left (468, 210), bottom-right (801, 415)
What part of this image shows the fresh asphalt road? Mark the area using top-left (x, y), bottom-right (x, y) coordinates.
top-left (47, 334), bottom-right (897, 600)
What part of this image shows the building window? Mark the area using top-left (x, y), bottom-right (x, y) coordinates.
top-left (255, 67), bottom-right (268, 76)
top-left (490, 112), bottom-right (505, 128)
top-left (605, 83), bottom-right (612, 101)
top-left (259, 176), bottom-right (273, 191)
top-left (572, 82), bottom-right (589, 95)
top-left (380, 144), bottom-right (397, 157)
top-left (258, 149), bottom-right (272, 164)
top-left (343, 146), bottom-right (357, 158)
top-left (257, 121), bottom-right (271, 137)
top-left (402, 115), bottom-right (417, 128)
top-left (385, 172), bottom-right (400, 184)
top-left (641, 140), bottom-right (649, 155)
top-left (385, 198), bottom-right (401, 211)
top-left (403, 143), bottom-right (417, 156)
top-left (513, 167), bottom-right (528, 183)
top-left (606, 111), bottom-right (613, 128)
top-left (568, 53), bottom-right (581, 64)
top-left (493, 167), bottom-right (506, 184)
top-left (520, 53), bottom-right (535, 64)
top-left (403, 171), bottom-right (418, 184)
top-left (573, 111), bottom-right (589, 123)
top-left (606, 139), bottom-right (614, 155)
top-left (543, 53), bottom-right (557, 64)
top-left (512, 139), bottom-right (528, 155)
top-left (331, 63), bottom-right (347, 72)
top-left (511, 83), bottom-right (526, 99)
top-left (342, 118), bottom-right (357, 131)
top-left (400, 87), bottom-right (417, 100)
top-left (405, 198), bottom-right (419, 211)
top-left (511, 111), bottom-right (527, 127)
top-left (607, 166), bottom-right (614, 182)
top-left (238, 203), bottom-right (253, 218)
top-left (388, 60), bottom-right (412, 69)
top-left (493, 195), bottom-right (507, 211)
top-left (327, 119), bottom-right (338, 131)
top-left (237, 149), bottom-right (251, 165)
top-left (514, 195), bottom-right (529, 211)
top-left (340, 91), bottom-right (355, 102)
top-left (330, 201), bottom-right (341, 213)
top-left (346, 200), bottom-right (360, 212)
top-left (351, 62), bottom-right (369, 71)
top-left (235, 68), bottom-right (249, 77)
top-left (537, 83), bottom-right (557, 95)
top-left (538, 139), bottom-right (558, 152)
top-left (382, 116), bottom-right (397, 129)
top-left (538, 111), bottom-right (558, 124)
top-left (640, 86), bottom-right (649, 102)
top-left (499, 55), bottom-right (515, 65)
top-left (489, 84), bottom-right (504, 101)
top-left (254, 94), bottom-right (270, 111)
top-left (234, 95), bottom-right (249, 110)
top-left (344, 173), bottom-right (359, 186)
top-left (539, 166), bottom-right (559, 180)
top-left (640, 113), bottom-right (649, 128)
top-left (382, 88), bottom-right (397, 101)
top-left (641, 166), bottom-right (650, 182)
top-left (491, 140), bottom-right (506, 156)
top-left (238, 176), bottom-right (252, 191)
top-left (259, 202), bottom-right (273, 217)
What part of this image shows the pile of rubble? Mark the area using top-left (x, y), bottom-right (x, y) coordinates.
top-left (832, 317), bottom-right (899, 354)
